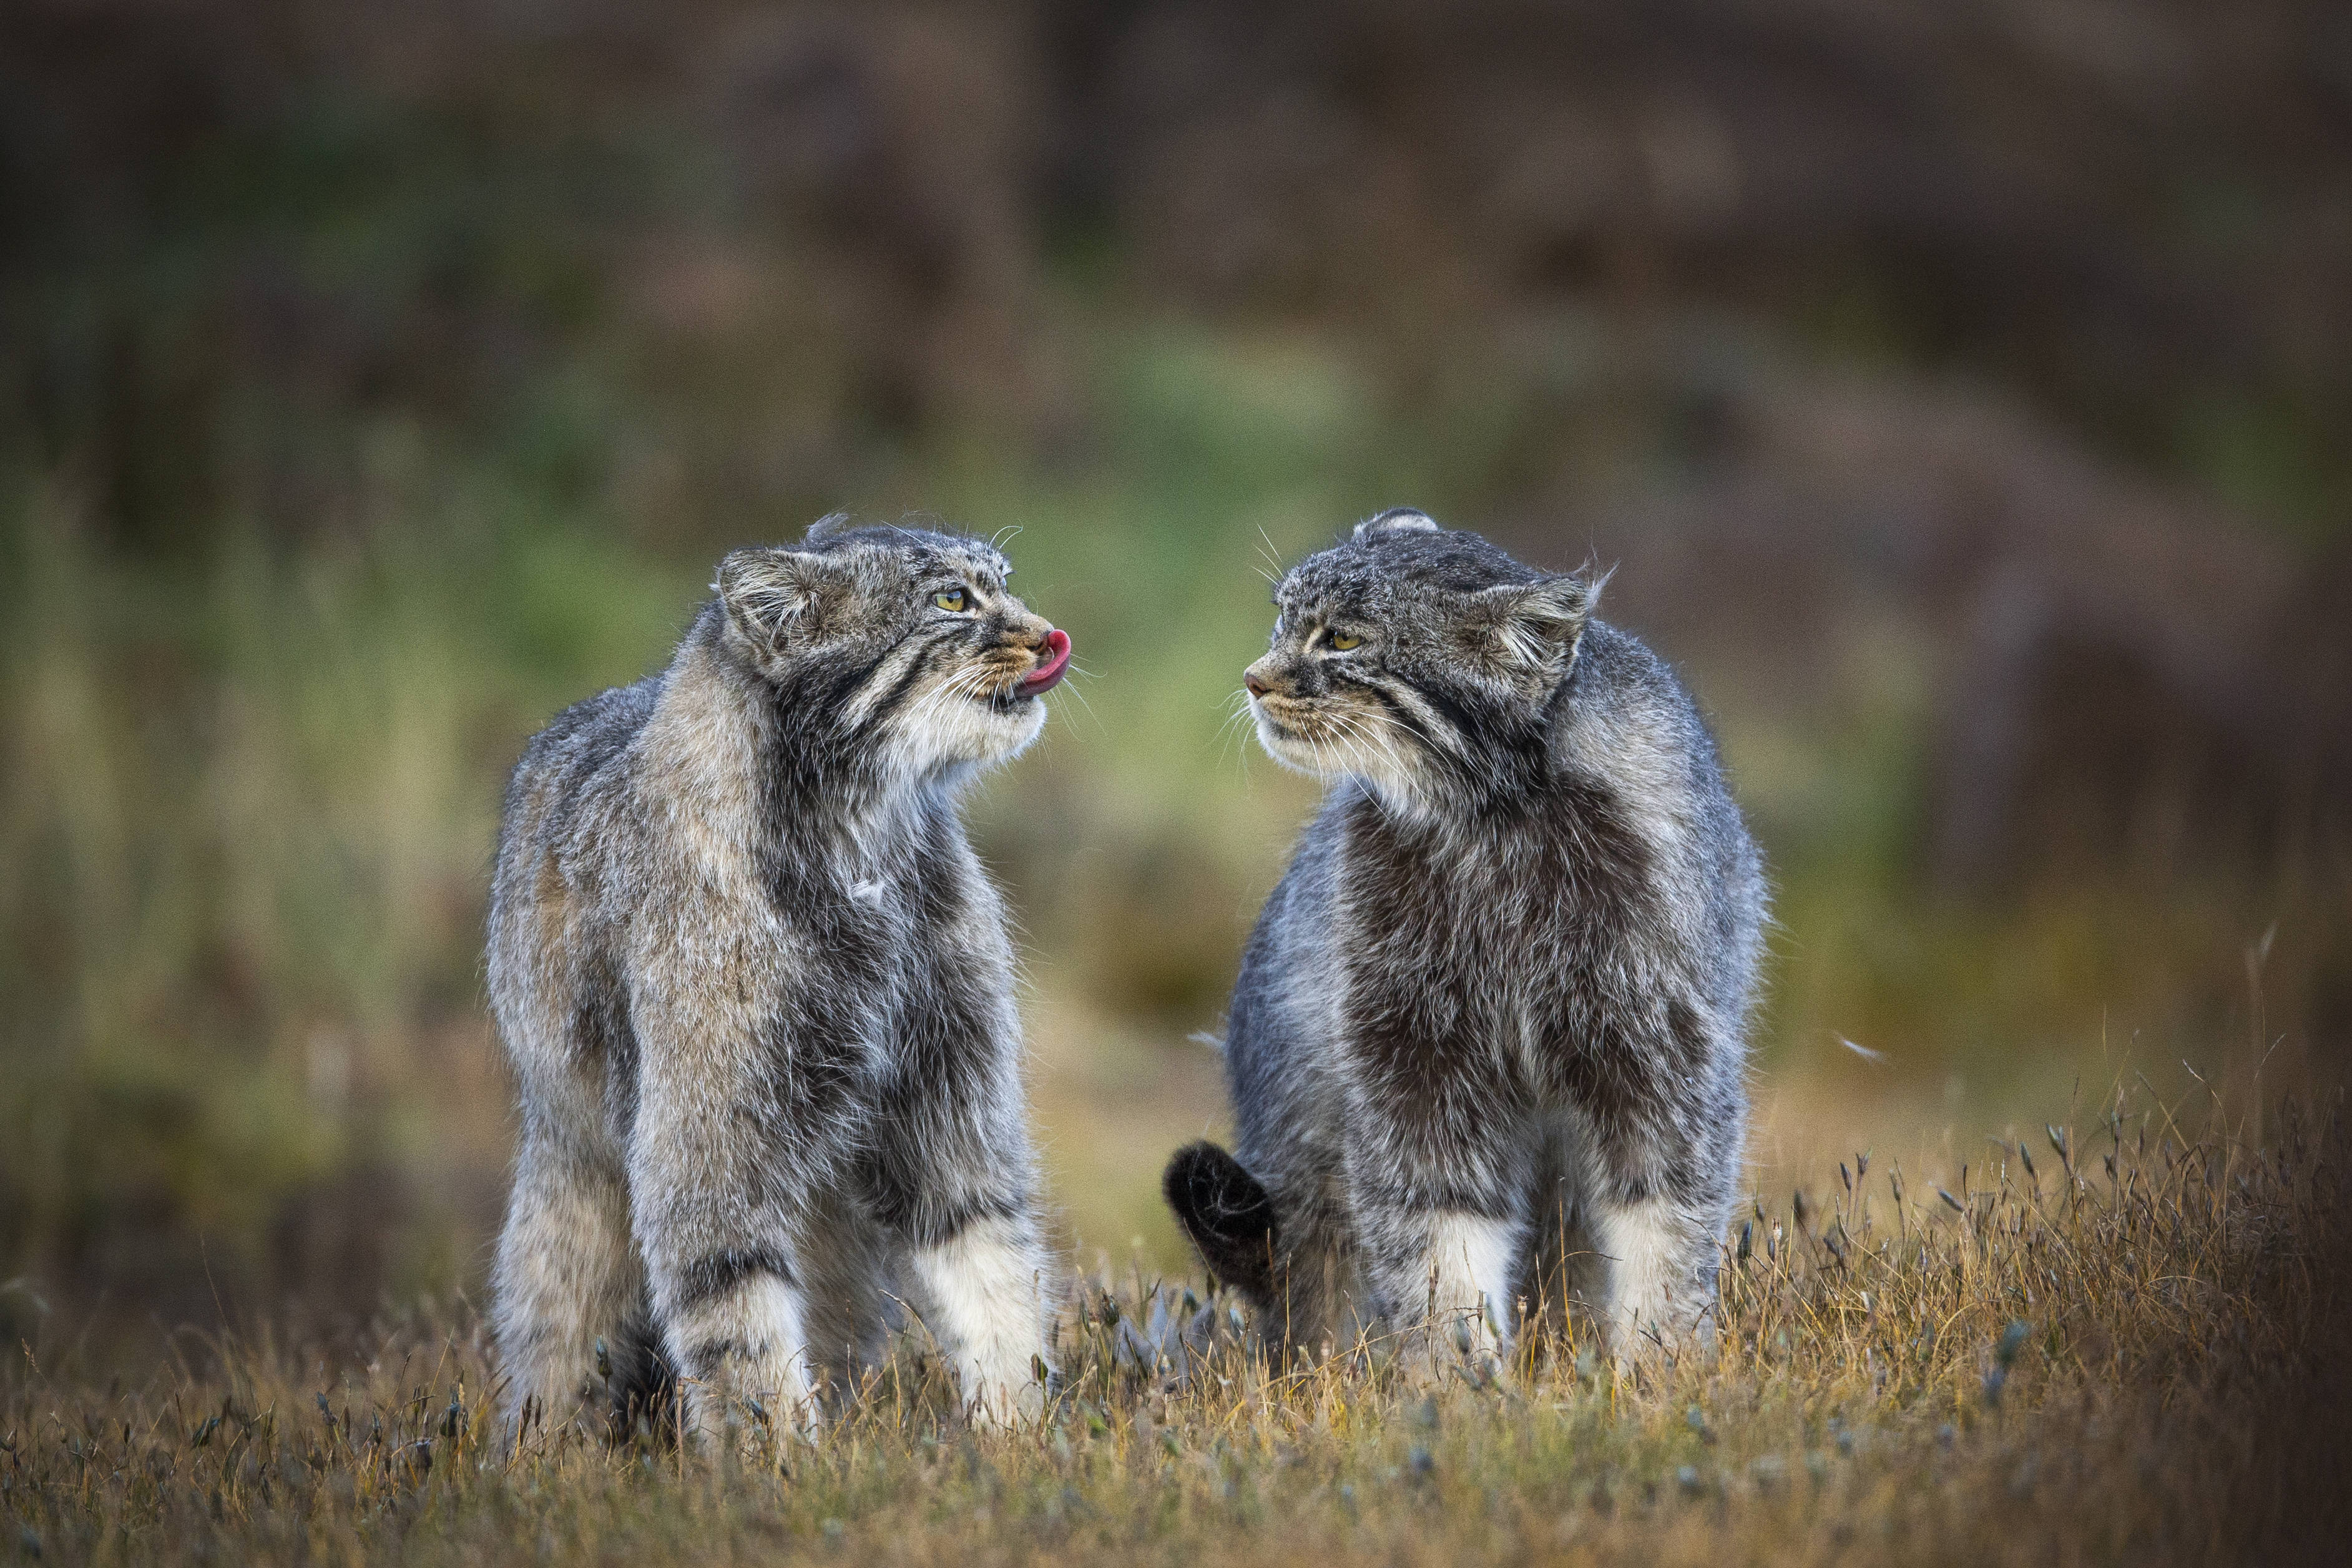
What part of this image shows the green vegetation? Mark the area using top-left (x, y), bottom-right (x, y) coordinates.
top-left (6, 19), bottom-right (2347, 1551)
top-left (3, 321), bottom-right (2337, 1322)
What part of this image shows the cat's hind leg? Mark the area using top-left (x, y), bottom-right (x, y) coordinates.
top-left (492, 1124), bottom-right (642, 1441)
top-left (795, 1181), bottom-right (896, 1414)
top-left (1165, 1144), bottom-right (1359, 1363)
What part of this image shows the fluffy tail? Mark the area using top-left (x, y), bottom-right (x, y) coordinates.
top-left (604, 1303), bottom-right (679, 1444)
top-left (1162, 1140), bottom-right (1279, 1301)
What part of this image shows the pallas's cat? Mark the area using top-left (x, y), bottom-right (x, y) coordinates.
top-left (489, 517), bottom-right (1071, 1438)
top-left (1165, 511), bottom-right (1764, 1368)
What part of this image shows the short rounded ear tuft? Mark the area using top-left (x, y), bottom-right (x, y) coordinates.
top-left (1355, 507), bottom-right (1440, 540)
top-left (1474, 570), bottom-right (1603, 672)
top-left (716, 547), bottom-right (836, 648)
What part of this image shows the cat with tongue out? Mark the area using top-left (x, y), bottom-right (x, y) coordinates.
top-left (489, 516), bottom-right (1069, 1444)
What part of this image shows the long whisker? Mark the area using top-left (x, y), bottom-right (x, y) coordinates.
top-left (1215, 689), bottom-right (1261, 776)
top-left (1055, 674), bottom-right (1106, 737)
top-left (1256, 524), bottom-right (1286, 577)
top-left (1328, 708), bottom-right (1384, 778)
top-left (1346, 702), bottom-right (1406, 769)
top-left (1323, 702), bottom-right (1413, 786)
top-left (905, 660), bottom-right (994, 732)
top-left (1361, 705), bottom-right (1418, 781)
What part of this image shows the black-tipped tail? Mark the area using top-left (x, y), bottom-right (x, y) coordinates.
top-left (1162, 1140), bottom-right (1279, 1301)
top-left (604, 1305), bottom-right (679, 1444)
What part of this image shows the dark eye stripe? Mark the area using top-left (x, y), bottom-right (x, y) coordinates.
top-left (1333, 664), bottom-right (1489, 759)
top-left (858, 639), bottom-right (924, 690)
top-left (1401, 678), bottom-right (1491, 752)
top-left (863, 647), bottom-right (938, 730)
top-left (1343, 673), bottom-right (1451, 752)
top-left (854, 628), bottom-right (971, 731)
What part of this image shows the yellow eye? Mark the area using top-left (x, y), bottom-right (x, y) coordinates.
top-left (933, 589), bottom-right (969, 612)
top-left (1327, 630), bottom-right (1361, 651)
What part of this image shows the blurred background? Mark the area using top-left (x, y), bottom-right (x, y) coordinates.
top-left (3, 0), bottom-right (2347, 1357)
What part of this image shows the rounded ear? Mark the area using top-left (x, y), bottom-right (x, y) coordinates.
top-left (1470, 570), bottom-right (1604, 674)
top-left (1354, 507), bottom-right (1440, 541)
top-left (715, 547), bottom-right (845, 649)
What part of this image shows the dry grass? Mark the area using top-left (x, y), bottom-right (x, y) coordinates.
top-left (5, 1085), bottom-right (2345, 1567)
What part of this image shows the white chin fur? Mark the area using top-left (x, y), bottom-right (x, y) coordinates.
top-left (1251, 710), bottom-right (1336, 777)
top-left (893, 691), bottom-right (1048, 778)
top-left (1252, 704), bottom-right (1424, 803)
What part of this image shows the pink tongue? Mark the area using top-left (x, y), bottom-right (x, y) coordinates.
top-left (1017, 628), bottom-right (1072, 696)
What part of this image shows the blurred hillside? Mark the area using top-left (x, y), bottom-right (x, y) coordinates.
top-left (2, 0), bottom-right (2347, 1351)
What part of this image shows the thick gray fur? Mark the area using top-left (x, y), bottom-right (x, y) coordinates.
top-left (1164, 510), bottom-right (1765, 1368)
top-left (489, 517), bottom-right (1062, 1441)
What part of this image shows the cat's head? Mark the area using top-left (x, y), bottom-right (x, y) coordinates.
top-left (713, 516), bottom-right (1070, 778)
top-left (1246, 510), bottom-right (1600, 808)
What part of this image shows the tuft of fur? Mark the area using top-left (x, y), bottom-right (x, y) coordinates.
top-left (489, 519), bottom-right (1064, 1441)
top-left (1162, 1142), bottom-right (1278, 1300)
top-left (1166, 516), bottom-right (1765, 1368)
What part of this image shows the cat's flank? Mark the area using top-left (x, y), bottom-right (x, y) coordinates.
top-left (1164, 511), bottom-right (1765, 1370)
top-left (489, 517), bottom-right (1071, 1441)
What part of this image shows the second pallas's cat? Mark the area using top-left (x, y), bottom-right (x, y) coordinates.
top-left (1165, 511), bottom-right (1765, 1368)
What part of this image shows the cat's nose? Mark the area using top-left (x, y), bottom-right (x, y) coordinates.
top-left (1244, 664), bottom-right (1273, 697)
top-left (1017, 627), bottom-right (1072, 697)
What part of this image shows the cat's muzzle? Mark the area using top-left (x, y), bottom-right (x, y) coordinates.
top-left (1012, 629), bottom-right (1071, 698)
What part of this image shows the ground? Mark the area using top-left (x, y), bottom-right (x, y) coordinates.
top-left (6, 1090), bottom-right (2343, 1567)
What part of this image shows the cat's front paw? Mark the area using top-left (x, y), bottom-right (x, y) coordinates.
top-left (962, 1361), bottom-right (1049, 1429)
top-left (1386, 1308), bottom-right (1512, 1392)
top-left (681, 1356), bottom-right (823, 1450)
top-left (1449, 1316), bottom-right (1514, 1391)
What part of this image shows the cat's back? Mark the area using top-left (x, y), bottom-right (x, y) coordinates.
top-left (1549, 619), bottom-right (1765, 990)
top-left (1223, 788), bottom-right (1357, 1131)
top-left (484, 677), bottom-right (664, 1088)
top-left (507, 677), bottom-right (659, 832)
top-left (1234, 785), bottom-right (1356, 1004)
top-left (1551, 621), bottom-right (1712, 777)
top-left (491, 675), bottom-right (664, 942)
